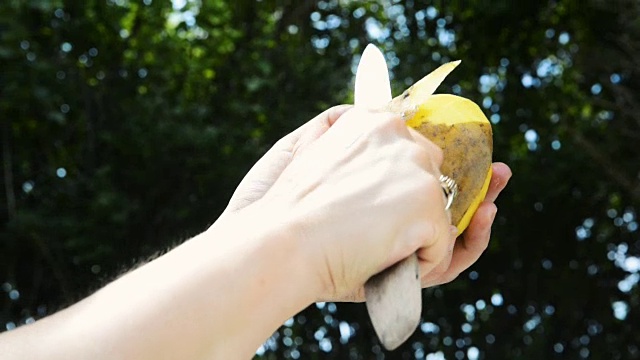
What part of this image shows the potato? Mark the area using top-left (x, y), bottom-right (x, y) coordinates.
top-left (387, 65), bottom-right (493, 235)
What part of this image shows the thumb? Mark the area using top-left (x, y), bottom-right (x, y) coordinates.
top-left (225, 105), bottom-right (351, 212)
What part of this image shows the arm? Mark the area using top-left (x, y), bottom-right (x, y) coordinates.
top-left (0, 107), bottom-right (511, 359)
top-left (1, 204), bottom-right (317, 360)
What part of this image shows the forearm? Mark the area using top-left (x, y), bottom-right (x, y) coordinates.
top-left (1, 206), bottom-right (317, 360)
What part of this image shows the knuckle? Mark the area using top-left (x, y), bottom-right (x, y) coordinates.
top-left (430, 221), bottom-right (454, 258)
top-left (383, 112), bottom-right (406, 129)
top-left (409, 145), bottom-right (430, 168)
top-left (375, 112), bottom-right (409, 136)
top-left (422, 172), bottom-right (444, 202)
top-left (272, 135), bottom-right (292, 151)
top-left (406, 220), bottom-right (437, 249)
top-left (427, 220), bottom-right (440, 241)
top-left (420, 221), bottom-right (440, 246)
top-left (431, 145), bottom-right (444, 168)
top-left (410, 128), bottom-right (444, 169)
top-left (410, 153), bottom-right (442, 203)
top-left (422, 142), bottom-right (444, 168)
top-left (408, 172), bottom-right (445, 213)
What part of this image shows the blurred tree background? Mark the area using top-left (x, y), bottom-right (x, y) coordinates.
top-left (1, 0), bottom-right (639, 358)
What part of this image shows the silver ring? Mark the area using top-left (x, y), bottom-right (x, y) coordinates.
top-left (439, 175), bottom-right (458, 211)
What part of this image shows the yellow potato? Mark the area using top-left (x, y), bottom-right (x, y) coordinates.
top-left (387, 65), bottom-right (493, 235)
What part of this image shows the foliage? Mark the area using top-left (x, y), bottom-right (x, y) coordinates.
top-left (1, 0), bottom-right (639, 359)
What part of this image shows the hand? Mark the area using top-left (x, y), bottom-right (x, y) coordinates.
top-left (420, 162), bottom-right (512, 287)
top-left (223, 105), bottom-right (353, 214)
top-left (221, 106), bottom-right (511, 302)
top-left (225, 107), bottom-right (455, 302)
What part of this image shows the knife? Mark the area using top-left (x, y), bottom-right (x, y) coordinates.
top-left (355, 44), bottom-right (422, 351)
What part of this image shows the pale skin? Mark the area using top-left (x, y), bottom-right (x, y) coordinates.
top-left (0, 106), bottom-right (511, 359)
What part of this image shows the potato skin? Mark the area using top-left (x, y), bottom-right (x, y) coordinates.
top-left (389, 94), bottom-right (493, 234)
top-left (414, 120), bottom-right (493, 230)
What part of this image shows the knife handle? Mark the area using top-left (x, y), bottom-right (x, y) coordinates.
top-left (364, 253), bottom-right (422, 350)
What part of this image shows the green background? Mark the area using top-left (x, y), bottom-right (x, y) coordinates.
top-left (1, 0), bottom-right (639, 358)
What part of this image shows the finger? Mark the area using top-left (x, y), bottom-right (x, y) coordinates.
top-left (225, 147), bottom-right (292, 212)
top-left (424, 166), bottom-right (508, 287)
top-left (485, 162), bottom-right (512, 203)
top-left (292, 104), bottom-right (353, 155)
top-left (406, 128), bottom-right (447, 217)
top-left (415, 208), bottom-right (458, 279)
top-left (321, 108), bottom-right (404, 150)
top-left (407, 127), bottom-right (444, 169)
top-left (417, 163), bottom-right (508, 286)
top-left (316, 104), bottom-right (353, 127)
top-left (430, 201), bottom-right (496, 286)
top-left (263, 104), bottom-right (353, 161)
top-left (226, 105), bottom-right (352, 211)
top-left (319, 286), bottom-right (366, 303)
top-left (420, 226), bottom-right (457, 287)
top-left (289, 104), bottom-right (353, 139)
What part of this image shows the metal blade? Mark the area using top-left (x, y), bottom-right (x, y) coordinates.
top-left (354, 43), bottom-right (422, 351)
top-left (364, 254), bottom-right (421, 350)
top-left (354, 44), bottom-right (392, 110)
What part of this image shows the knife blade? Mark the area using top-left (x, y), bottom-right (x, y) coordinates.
top-left (355, 43), bottom-right (422, 351)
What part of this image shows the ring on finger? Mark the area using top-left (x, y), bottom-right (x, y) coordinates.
top-left (439, 175), bottom-right (458, 211)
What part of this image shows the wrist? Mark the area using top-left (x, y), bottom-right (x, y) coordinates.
top-left (207, 200), bottom-right (323, 319)
top-left (220, 201), bottom-right (324, 301)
